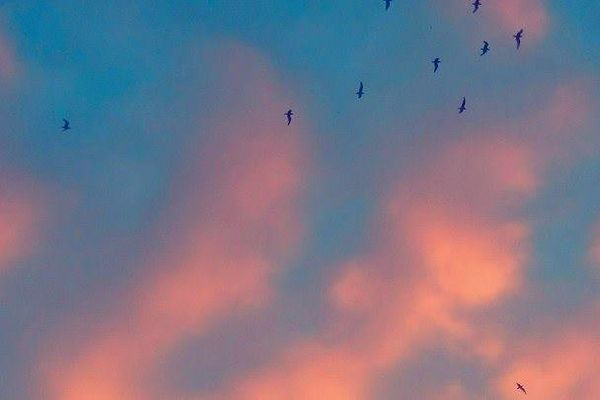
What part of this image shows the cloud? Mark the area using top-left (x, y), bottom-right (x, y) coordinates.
top-left (40, 42), bottom-right (311, 400)
top-left (438, 0), bottom-right (550, 47)
top-left (431, 383), bottom-right (470, 400)
top-left (205, 134), bottom-right (534, 399)
top-left (0, 178), bottom-right (44, 276)
top-left (495, 305), bottom-right (600, 399)
top-left (202, 81), bottom-right (593, 399)
top-left (487, 0), bottom-right (549, 42)
top-left (225, 344), bottom-right (371, 400)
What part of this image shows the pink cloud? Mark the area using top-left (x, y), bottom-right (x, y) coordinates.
top-left (226, 344), bottom-right (371, 400)
top-left (203, 132), bottom-right (534, 398)
top-left (203, 81), bottom-right (593, 399)
top-left (495, 306), bottom-right (600, 399)
top-left (431, 383), bottom-right (471, 400)
top-left (487, 0), bottom-right (549, 42)
top-left (0, 179), bottom-right (44, 275)
top-left (437, 0), bottom-right (550, 47)
top-left (41, 43), bottom-right (311, 400)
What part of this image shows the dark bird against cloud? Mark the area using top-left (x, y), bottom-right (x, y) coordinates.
top-left (432, 57), bottom-right (441, 73)
top-left (356, 81), bottom-right (365, 99)
top-left (285, 109), bottom-right (294, 126)
top-left (480, 41), bottom-right (490, 56)
top-left (516, 382), bottom-right (527, 395)
top-left (458, 97), bottom-right (467, 114)
top-left (384, 0), bottom-right (392, 11)
top-left (472, 0), bottom-right (482, 14)
top-left (514, 29), bottom-right (524, 49)
top-left (61, 119), bottom-right (70, 132)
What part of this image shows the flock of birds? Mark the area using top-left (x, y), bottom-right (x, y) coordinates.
top-left (58, 1), bottom-right (531, 396)
top-left (286, 1), bottom-right (531, 397)
top-left (284, 0), bottom-right (525, 126)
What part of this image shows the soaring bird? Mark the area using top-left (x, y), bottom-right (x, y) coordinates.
top-left (472, 0), bottom-right (482, 13)
top-left (285, 109), bottom-right (294, 126)
top-left (480, 41), bottom-right (490, 56)
top-left (356, 81), bottom-right (365, 99)
top-left (516, 383), bottom-right (527, 395)
top-left (61, 119), bottom-right (71, 132)
top-left (458, 97), bottom-right (467, 114)
top-left (384, 0), bottom-right (392, 11)
top-left (514, 29), bottom-right (524, 49)
top-left (432, 57), bottom-right (441, 73)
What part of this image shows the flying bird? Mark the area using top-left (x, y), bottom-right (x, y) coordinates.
top-left (384, 0), bottom-right (392, 11)
top-left (480, 41), bottom-right (490, 56)
top-left (285, 109), bottom-right (294, 126)
top-left (432, 57), bottom-right (441, 73)
top-left (514, 29), bottom-right (524, 49)
top-left (516, 382), bottom-right (527, 395)
top-left (356, 81), bottom-right (365, 99)
top-left (61, 119), bottom-right (70, 132)
top-left (458, 97), bottom-right (467, 114)
top-left (472, 0), bottom-right (482, 13)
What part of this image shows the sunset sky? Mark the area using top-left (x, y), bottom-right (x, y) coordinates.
top-left (1, 1), bottom-right (600, 399)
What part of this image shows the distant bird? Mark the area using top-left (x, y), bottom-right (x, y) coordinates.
top-left (61, 119), bottom-right (70, 132)
top-left (356, 81), bottom-right (365, 99)
top-left (480, 41), bottom-right (490, 56)
top-left (516, 382), bottom-right (527, 395)
top-left (514, 29), bottom-right (524, 49)
top-left (384, 0), bottom-right (392, 11)
top-left (458, 97), bottom-right (467, 114)
top-left (472, 0), bottom-right (482, 13)
top-left (432, 57), bottom-right (441, 73)
top-left (284, 109), bottom-right (294, 125)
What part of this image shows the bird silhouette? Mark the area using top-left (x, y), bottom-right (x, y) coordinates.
top-left (285, 109), bottom-right (294, 125)
top-left (516, 383), bottom-right (527, 395)
top-left (432, 57), bottom-right (441, 73)
top-left (480, 41), bottom-right (490, 56)
top-left (61, 119), bottom-right (71, 132)
top-left (458, 97), bottom-right (467, 114)
top-left (472, 0), bottom-right (482, 13)
top-left (384, 0), bottom-right (392, 11)
top-left (514, 29), bottom-right (524, 49)
top-left (356, 81), bottom-right (365, 99)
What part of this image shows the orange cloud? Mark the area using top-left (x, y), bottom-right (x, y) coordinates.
top-left (41, 43), bottom-right (310, 400)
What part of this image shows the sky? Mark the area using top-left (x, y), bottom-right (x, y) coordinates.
top-left (1, 0), bottom-right (600, 399)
